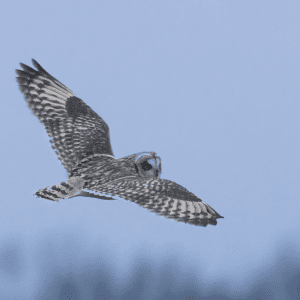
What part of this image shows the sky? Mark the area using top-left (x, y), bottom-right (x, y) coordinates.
top-left (1, 1), bottom-right (300, 299)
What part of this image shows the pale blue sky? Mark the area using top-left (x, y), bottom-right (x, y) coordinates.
top-left (1, 1), bottom-right (300, 299)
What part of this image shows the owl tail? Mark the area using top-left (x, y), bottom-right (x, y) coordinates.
top-left (35, 177), bottom-right (85, 201)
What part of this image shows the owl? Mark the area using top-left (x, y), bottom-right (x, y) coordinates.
top-left (16, 59), bottom-right (224, 227)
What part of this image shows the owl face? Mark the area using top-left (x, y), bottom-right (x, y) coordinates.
top-left (134, 152), bottom-right (161, 178)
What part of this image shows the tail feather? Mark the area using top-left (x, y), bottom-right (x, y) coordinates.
top-left (35, 177), bottom-right (85, 201)
top-left (35, 182), bottom-right (74, 201)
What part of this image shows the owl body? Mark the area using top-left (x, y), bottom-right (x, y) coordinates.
top-left (16, 59), bottom-right (224, 227)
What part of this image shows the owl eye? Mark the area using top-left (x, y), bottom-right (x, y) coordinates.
top-left (141, 160), bottom-right (152, 171)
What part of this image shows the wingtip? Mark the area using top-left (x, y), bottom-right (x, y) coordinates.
top-left (31, 58), bottom-right (50, 75)
top-left (16, 63), bottom-right (23, 74)
top-left (31, 58), bottom-right (40, 69)
top-left (17, 60), bottom-right (37, 74)
top-left (15, 69), bottom-right (23, 76)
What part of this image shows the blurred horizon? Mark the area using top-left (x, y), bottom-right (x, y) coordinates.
top-left (1, 231), bottom-right (300, 299)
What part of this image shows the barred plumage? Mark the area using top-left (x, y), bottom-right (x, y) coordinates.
top-left (16, 59), bottom-right (224, 227)
top-left (16, 60), bottom-right (113, 174)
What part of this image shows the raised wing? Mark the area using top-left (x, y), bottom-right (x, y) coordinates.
top-left (84, 178), bottom-right (224, 227)
top-left (16, 59), bottom-right (114, 174)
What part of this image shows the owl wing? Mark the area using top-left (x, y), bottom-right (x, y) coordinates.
top-left (16, 59), bottom-right (114, 174)
top-left (82, 178), bottom-right (224, 227)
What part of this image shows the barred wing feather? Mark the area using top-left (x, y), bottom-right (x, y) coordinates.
top-left (16, 59), bottom-right (114, 174)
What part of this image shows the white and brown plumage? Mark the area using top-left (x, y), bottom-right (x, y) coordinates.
top-left (16, 59), bottom-right (224, 227)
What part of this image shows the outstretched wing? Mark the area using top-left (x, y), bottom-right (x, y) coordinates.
top-left (16, 59), bottom-right (114, 174)
top-left (83, 178), bottom-right (224, 227)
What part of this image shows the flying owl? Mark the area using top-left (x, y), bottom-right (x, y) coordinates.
top-left (16, 59), bottom-right (224, 227)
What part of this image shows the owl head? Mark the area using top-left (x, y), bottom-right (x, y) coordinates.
top-left (134, 152), bottom-right (161, 178)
